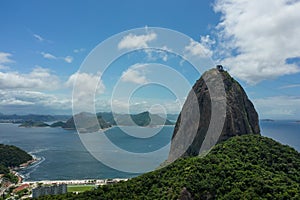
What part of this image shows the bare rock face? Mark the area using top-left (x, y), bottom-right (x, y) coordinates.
top-left (168, 68), bottom-right (260, 162)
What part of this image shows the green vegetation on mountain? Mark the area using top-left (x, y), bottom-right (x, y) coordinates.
top-left (0, 144), bottom-right (32, 183)
top-left (0, 164), bottom-right (9, 174)
top-left (37, 135), bottom-right (300, 199)
top-left (0, 144), bottom-right (32, 167)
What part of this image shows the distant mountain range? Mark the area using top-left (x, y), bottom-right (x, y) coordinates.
top-left (3, 111), bottom-right (175, 131)
top-left (0, 114), bottom-right (70, 123)
top-left (61, 111), bottom-right (174, 132)
top-left (98, 111), bottom-right (174, 126)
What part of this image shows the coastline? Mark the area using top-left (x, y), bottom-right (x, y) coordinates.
top-left (11, 154), bottom-right (40, 183)
top-left (23, 178), bottom-right (128, 185)
top-left (16, 156), bottom-right (128, 186)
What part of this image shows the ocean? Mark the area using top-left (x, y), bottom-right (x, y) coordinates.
top-left (0, 120), bottom-right (299, 181)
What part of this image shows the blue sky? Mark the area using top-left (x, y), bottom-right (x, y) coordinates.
top-left (0, 0), bottom-right (300, 119)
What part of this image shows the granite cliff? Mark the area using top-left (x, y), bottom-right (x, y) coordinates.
top-left (168, 68), bottom-right (260, 162)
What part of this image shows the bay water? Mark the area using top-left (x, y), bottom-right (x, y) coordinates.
top-left (0, 120), bottom-right (299, 181)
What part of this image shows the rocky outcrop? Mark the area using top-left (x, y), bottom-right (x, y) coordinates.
top-left (168, 68), bottom-right (260, 162)
top-left (62, 112), bottom-right (111, 132)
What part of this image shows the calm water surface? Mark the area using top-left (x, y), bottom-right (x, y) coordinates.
top-left (0, 120), bottom-right (299, 181)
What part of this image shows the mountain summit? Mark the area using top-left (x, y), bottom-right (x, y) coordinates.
top-left (168, 67), bottom-right (260, 162)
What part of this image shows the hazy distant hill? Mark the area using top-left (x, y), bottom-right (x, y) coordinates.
top-left (166, 114), bottom-right (179, 122)
top-left (98, 111), bottom-right (174, 126)
top-left (62, 111), bottom-right (174, 132)
top-left (19, 121), bottom-right (49, 128)
top-left (62, 112), bottom-right (111, 132)
top-left (49, 121), bottom-right (66, 127)
top-left (0, 114), bottom-right (70, 123)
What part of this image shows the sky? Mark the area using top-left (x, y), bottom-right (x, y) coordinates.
top-left (0, 0), bottom-right (300, 119)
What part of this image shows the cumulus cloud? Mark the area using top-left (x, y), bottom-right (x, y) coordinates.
top-left (213, 0), bottom-right (300, 84)
top-left (253, 96), bottom-right (300, 118)
top-left (144, 46), bottom-right (173, 62)
top-left (73, 48), bottom-right (85, 53)
top-left (41, 52), bottom-right (73, 63)
top-left (120, 63), bottom-right (149, 84)
top-left (66, 72), bottom-right (105, 111)
top-left (0, 90), bottom-right (71, 114)
top-left (0, 52), bottom-right (13, 70)
top-left (41, 52), bottom-right (56, 60)
top-left (109, 97), bottom-right (183, 114)
top-left (0, 67), bottom-right (61, 90)
top-left (184, 39), bottom-right (213, 58)
top-left (64, 56), bottom-right (73, 63)
top-left (118, 32), bottom-right (157, 50)
top-left (0, 98), bottom-right (34, 106)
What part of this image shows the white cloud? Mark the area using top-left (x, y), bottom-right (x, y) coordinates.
top-left (184, 39), bottom-right (213, 58)
top-left (111, 99), bottom-right (130, 111)
top-left (33, 33), bottom-right (44, 42)
top-left (253, 96), bottom-right (300, 118)
top-left (66, 72), bottom-right (105, 111)
top-left (64, 56), bottom-right (73, 63)
top-left (160, 46), bottom-right (172, 61)
top-left (66, 72), bottom-right (105, 94)
top-left (41, 52), bottom-right (73, 63)
top-left (213, 0), bottom-right (300, 84)
top-left (0, 52), bottom-right (13, 70)
top-left (0, 98), bottom-right (34, 106)
top-left (0, 90), bottom-right (71, 113)
top-left (118, 32), bottom-right (157, 50)
top-left (109, 98), bottom-right (182, 114)
top-left (0, 67), bottom-right (61, 90)
top-left (73, 48), bottom-right (85, 53)
top-left (120, 63), bottom-right (149, 84)
top-left (41, 52), bottom-right (57, 60)
top-left (145, 46), bottom-right (173, 62)
top-left (279, 84), bottom-right (300, 89)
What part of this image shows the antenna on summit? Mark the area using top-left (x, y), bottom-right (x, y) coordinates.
top-left (216, 65), bottom-right (224, 71)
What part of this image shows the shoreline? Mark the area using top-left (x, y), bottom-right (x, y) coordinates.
top-left (23, 178), bottom-right (129, 185)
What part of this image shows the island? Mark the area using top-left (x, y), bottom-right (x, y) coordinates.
top-left (261, 119), bottom-right (275, 122)
top-left (18, 121), bottom-right (50, 128)
top-left (49, 121), bottom-right (66, 127)
top-left (12, 111), bottom-right (175, 132)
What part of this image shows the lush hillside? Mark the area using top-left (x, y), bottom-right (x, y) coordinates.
top-left (0, 144), bottom-right (32, 184)
top-left (37, 135), bottom-right (300, 199)
top-left (0, 144), bottom-right (32, 168)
